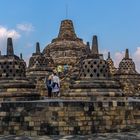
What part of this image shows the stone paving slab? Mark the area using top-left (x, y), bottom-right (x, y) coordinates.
top-left (0, 132), bottom-right (140, 140)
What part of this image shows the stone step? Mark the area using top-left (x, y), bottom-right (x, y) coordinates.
top-left (0, 88), bottom-right (37, 92)
top-left (70, 83), bottom-right (121, 89)
top-left (69, 88), bottom-right (122, 92)
top-left (0, 91), bottom-right (39, 97)
top-left (66, 91), bottom-right (122, 97)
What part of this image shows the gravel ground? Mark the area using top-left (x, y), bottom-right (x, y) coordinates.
top-left (0, 132), bottom-right (140, 140)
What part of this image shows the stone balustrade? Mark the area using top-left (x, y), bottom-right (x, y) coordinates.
top-left (0, 99), bottom-right (139, 136)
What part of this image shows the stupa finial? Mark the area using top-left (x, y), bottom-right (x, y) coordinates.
top-left (36, 42), bottom-right (40, 54)
top-left (92, 35), bottom-right (99, 54)
top-left (20, 53), bottom-right (23, 59)
top-left (125, 49), bottom-right (129, 59)
top-left (58, 19), bottom-right (77, 40)
top-left (7, 37), bottom-right (14, 56)
top-left (108, 52), bottom-right (110, 59)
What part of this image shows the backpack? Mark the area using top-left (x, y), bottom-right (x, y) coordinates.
top-left (47, 80), bottom-right (52, 88)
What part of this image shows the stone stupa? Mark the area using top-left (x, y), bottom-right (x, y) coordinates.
top-left (106, 52), bottom-right (117, 76)
top-left (115, 49), bottom-right (140, 96)
top-left (64, 35), bottom-right (123, 100)
top-left (42, 19), bottom-right (90, 67)
top-left (27, 42), bottom-right (53, 79)
top-left (0, 38), bottom-right (40, 101)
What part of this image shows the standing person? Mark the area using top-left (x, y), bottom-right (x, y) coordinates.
top-left (64, 63), bottom-right (68, 75)
top-left (45, 75), bottom-right (53, 98)
top-left (52, 72), bottom-right (60, 97)
top-left (57, 65), bottom-right (63, 77)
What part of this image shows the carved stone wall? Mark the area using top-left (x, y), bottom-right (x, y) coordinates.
top-left (80, 59), bottom-right (109, 79)
top-left (0, 56), bottom-right (26, 78)
top-left (0, 99), bottom-right (139, 135)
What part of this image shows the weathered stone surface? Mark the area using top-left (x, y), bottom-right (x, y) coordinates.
top-left (106, 52), bottom-right (117, 75)
top-left (115, 49), bottom-right (140, 96)
top-left (43, 20), bottom-right (89, 66)
top-left (0, 99), bottom-right (138, 135)
top-left (27, 42), bottom-right (53, 80)
top-left (0, 38), bottom-right (40, 100)
top-left (66, 36), bottom-right (124, 98)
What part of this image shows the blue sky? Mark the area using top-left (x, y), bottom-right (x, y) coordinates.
top-left (0, 0), bottom-right (140, 70)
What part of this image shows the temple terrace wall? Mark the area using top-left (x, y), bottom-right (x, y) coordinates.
top-left (0, 99), bottom-right (139, 136)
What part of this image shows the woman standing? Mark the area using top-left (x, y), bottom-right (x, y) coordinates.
top-left (52, 72), bottom-right (60, 97)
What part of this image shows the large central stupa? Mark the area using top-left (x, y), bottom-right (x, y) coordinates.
top-left (42, 19), bottom-right (90, 66)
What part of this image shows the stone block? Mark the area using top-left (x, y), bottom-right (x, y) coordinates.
top-left (0, 112), bottom-right (6, 117)
top-left (85, 117), bottom-right (91, 121)
top-left (85, 126), bottom-right (91, 131)
top-left (136, 119), bottom-right (140, 124)
top-left (105, 125), bottom-right (111, 130)
top-left (24, 131), bottom-right (31, 136)
top-left (78, 122), bottom-right (83, 126)
top-left (97, 111), bottom-right (103, 116)
top-left (24, 116), bottom-right (31, 122)
top-left (103, 116), bottom-right (110, 120)
top-left (58, 111), bottom-right (64, 116)
top-left (112, 101), bottom-right (117, 107)
top-left (34, 121), bottom-right (40, 126)
top-left (51, 121), bottom-right (58, 126)
top-left (59, 121), bottom-right (66, 126)
top-left (59, 131), bottom-right (66, 135)
top-left (120, 125), bottom-right (126, 129)
top-left (88, 121), bottom-right (93, 125)
top-left (83, 121), bottom-right (88, 125)
top-left (110, 107), bottom-right (116, 110)
top-left (14, 126), bottom-right (19, 130)
top-left (58, 127), bottom-right (64, 131)
top-left (34, 127), bottom-right (40, 131)
top-left (17, 107), bottom-right (24, 112)
top-left (69, 127), bottom-right (74, 131)
top-left (84, 106), bottom-right (89, 111)
top-left (80, 126), bottom-right (85, 131)
top-left (75, 112), bottom-right (84, 116)
top-left (63, 127), bottom-right (69, 131)
top-left (7, 88), bottom-right (18, 92)
top-left (29, 122), bottom-right (34, 127)
top-left (103, 102), bottom-right (109, 107)
top-left (105, 120), bottom-right (112, 125)
top-left (16, 130), bottom-right (25, 135)
top-left (30, 131), bottom-right (37, 136)
top-left (4, 131), bottom-right (9, 135)
top-left (80, 116), bottom-right (86, 121)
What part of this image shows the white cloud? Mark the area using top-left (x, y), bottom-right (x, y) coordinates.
top-left (24, 54), bottom-right (32, 67)
top-left (133, 47), bottom-right (140, 72)
top-left (100, 49), bottom-right (109, 59)
top-left (0, 26), bottom-right (20, 51)
top-left (133, 47), bottom-right (140, 60)
top-left (0, 26), bottom-right (20, 39)
top-left (17, 23), bottom-right (34, 32)
top-left (113, 51), bottom-right (124, 68)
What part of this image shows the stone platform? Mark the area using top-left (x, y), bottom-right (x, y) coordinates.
top-left (0, 98), bottom-right (139, 136)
